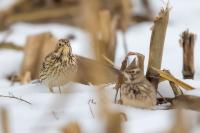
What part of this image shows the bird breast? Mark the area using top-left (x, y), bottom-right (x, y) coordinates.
top-left (120, 80), bottom-right (157, 109)
top-left (40, 55), bottom-right (77, 88)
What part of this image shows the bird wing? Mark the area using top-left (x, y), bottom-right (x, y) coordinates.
top-left (74, 55), bottom-right (120, 85)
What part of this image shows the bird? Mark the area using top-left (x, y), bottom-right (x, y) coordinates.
top-left (39, 39), bottom-right (77, 93)
top-left (120, 59), bottom-right (157, 109)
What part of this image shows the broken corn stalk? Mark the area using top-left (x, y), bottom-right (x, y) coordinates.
top-left (152, 67), bottom-right (194, 90)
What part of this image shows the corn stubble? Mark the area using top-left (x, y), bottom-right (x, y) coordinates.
top-left (179, 30), bottom-right (196, 79)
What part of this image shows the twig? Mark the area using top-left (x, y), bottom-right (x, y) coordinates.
top-left (52, 111), bottom-right (59, 120)
top-left (102, 55), bottom-right (115, 66)
top-left (0, 93), bottom-right (32, 105)
top-left (114, 56), bottom-right (128, 103)
top-left (88, 99), bottom-right (96, 118)
top-left (0, 43), bottom-right (24, 51)
top-left (156, 90), bottom-right (168, 104)
top-left (169, 82), bottom-right (183, 96)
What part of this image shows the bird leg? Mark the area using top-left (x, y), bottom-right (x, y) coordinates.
top-left (58, 86), bottom-right (61, 94)
top-left (49, 87), bottom-right (54, 93)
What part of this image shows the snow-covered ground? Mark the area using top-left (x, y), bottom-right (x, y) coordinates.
top-left (0, 0), bottom-right (200, 133)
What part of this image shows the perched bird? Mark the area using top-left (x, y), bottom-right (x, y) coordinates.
top-left (120, 59), bottom-right (157, 109)
top-left (39, 39), bottom-right (77, 92)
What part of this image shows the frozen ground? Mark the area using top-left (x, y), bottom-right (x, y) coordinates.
top-left (0, 0), bottom-right (200, 133)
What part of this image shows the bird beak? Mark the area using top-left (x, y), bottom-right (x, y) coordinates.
top-left (62, 45), bottom-right (70, 54)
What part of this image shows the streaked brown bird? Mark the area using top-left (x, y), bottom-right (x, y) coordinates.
top-left (39, 39), bottom-right (119, 92)
top-left (120, 60), bottom-right (156, 109)
top-left (39, 39), bottom-right (77, 92)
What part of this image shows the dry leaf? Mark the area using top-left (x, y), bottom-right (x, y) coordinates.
top-left (152, 67), bottom-right (194, 90)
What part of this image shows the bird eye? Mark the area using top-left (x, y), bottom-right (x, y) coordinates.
top-left (58, 43), bottom-right (62, 46)
top-left (132, 70), bottom-right (136, 74)
top-left (132, 70), bottom-right (138, 74)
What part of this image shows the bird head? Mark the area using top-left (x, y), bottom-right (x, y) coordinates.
top-left (122, 67), bottom-right (143, 83)
top-left (55, 39), bottom-right (72, 56)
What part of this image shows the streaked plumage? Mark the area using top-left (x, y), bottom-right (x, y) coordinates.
top-left (121, 61), bottom-right (156, 109)
top-left (39, 39), bottom-right (77, 92)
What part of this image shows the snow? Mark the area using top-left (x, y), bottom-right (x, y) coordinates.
top-left (0, 0), bottom-right (200, 133)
